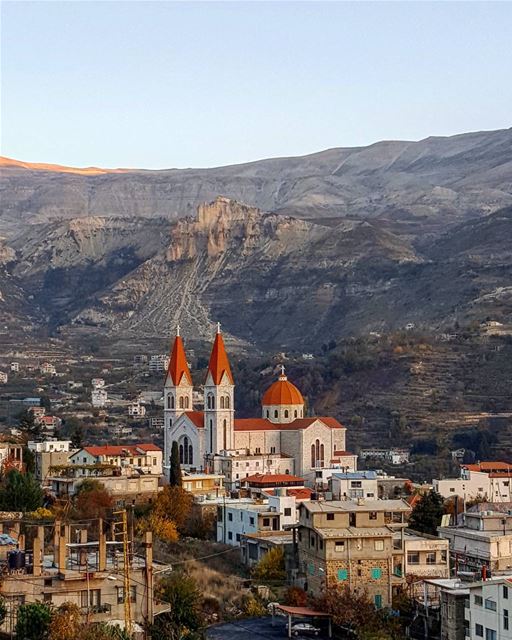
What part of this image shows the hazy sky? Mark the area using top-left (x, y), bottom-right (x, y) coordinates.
top-left (1, 1), bottom-right (511, 169)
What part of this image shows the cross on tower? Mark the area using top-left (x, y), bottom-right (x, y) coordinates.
top-left (216, 322), bottom-right (221, 334)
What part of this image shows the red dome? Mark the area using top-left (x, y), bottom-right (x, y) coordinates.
top-left (262, 374), bottom-right (304, 406)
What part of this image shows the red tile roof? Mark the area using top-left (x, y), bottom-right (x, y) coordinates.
top-left (234, 417), bottom-right (344, 431)
top-left (464, 462), bottom-right (512, 473)
top-left (241, 473), bottom-right (304, 485)
top-left (262, 374), bottom-right (304, 406)
top-left (184, 411), bottom-right (205, 428)
top-left (167, 335), bottom-right (192, 386)
top-left (207, 331), bottom-right (233, 385)
top-left (82, 444), bottom-right (161, 457)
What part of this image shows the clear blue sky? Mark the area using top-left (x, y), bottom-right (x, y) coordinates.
top-left (1, 1), bottom-right (511, 169)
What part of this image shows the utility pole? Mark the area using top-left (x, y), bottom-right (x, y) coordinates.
top-left (113, 509), bottom-right (132, 636)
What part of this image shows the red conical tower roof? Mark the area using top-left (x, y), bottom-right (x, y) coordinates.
top-left (207, 323), bottom-right (234, 385)
top-left (166, 327), bottom-right (192, 385)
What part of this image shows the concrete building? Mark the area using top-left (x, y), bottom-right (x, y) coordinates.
top-left (330, 471), bottom-right (378, 500)
top-left (91, 378), bottom-right (105, 388)
top-left (465, 575), bottom-right (512, 640)
top-left (216, 451), bottom-right (296, 491)
top-left (92, 388), bottom-right (108, 408)
top-left (240, 530), bottom-right (295, 573)
top-left (297, 499), bottom-right (412, 607)
top-left (417, 578), bottom-right (470, 640)
top-left (70, 444), bottom-right (163, 476)
top-left (149, 354), bottom-right (170, 373)
top-left (0, 372), bottom-right (7, 384)
top-left (359, 448), bottom-right (410, 465)
top-left (434, 462), bottom-right (512, 502)
top-left (404, 530), bottom-right (450, 579)
top-left (181, 472), bottom-right (225, 499)
top-left (0, 522), bottom-right (168, 637)
top-left (239, 473), bottom-right (305, 497)
top-left (0, 444), bottom-right (23, 472)
top-left (28, 440), bottom-right (74, 485)
top-left (439, 510), bottom-right (512, 576)
top-left (39, 362), bottom-right (56, 375)
top-left (127, 401), bottom-right (146, 418)
top-left (10, 362), bottom-right (19, 372)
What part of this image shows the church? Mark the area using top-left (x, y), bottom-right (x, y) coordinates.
top-left (163, 326), bottom-right (356, 486)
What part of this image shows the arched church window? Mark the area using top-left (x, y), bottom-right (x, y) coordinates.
top-left (284, 410), bottom-right (289, 418)
top-left (223, 419), bottom-right (227, 451)
top-left (285, 469), bottom-right (289, 475)
top-left (184, 437), bottom-right (189, 464)
top-left (167, 395), bottom-right (171, 409)
top-left (171, 395), bottom-right (175, 409)
top-left (184, 397), bottom-right (189, 409)
top-left (294, 410), bottom-right (297, 418)
top-left (210, 420), bottom-right (213, 452)
top-left (320, 444), bottom-right (325, 467)
top-left (179, 396), bottom-right (184, 409)
top-left (188, 444), bottom-right (193, 465)
top-left (315, 439), bottom-right (320, 467)
top-left (220, 397), bottom-right (225, 409)
top-left (266, 410), bottom-right (269, 418)
top-left (179, 445), bottom-right (184, 464)
top-left (311, 444), bottom-right (315, 468)
top-left (274, 410), bottom-right (278, 419)
top-left (225, 396), bottom-right (230, 409)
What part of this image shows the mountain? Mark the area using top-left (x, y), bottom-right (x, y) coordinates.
top-left (1, 128), bottom-right (511, 238)
top-left (1, 128), bottom-right (511, 349)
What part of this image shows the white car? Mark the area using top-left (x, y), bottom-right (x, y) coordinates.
top-left (291, 622), bottom-right (320, 637)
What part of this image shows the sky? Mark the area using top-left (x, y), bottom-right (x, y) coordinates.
top-left (1, 1), bottom-right (511, 169)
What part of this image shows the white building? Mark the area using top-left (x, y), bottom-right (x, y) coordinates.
top-left (359, 448), bottom-right (410, 465)
top-left (39, 362), bottom-right (56, 375)
top-left (216, 494), bottom-right (298, 546)
top-left (10, 362), bottom-right (19, 372)
top-left (465, 576), bottom-right (512, 639)
top-left (91, 388), bottom-right (108, 408)
top-left (149, 355), bottom-right (170, 373)
top-left (0, 372), bottom-right (7, 384)
top-left (91, 378), bottom-right (105, 389)
top-left (128, 401), bottom-right (146, 417)
top-left (330, 470), bottom-right (379, 500)
top-left (434, 462), bottom-right (512, 502)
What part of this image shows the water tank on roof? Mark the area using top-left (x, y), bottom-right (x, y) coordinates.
top-left (8, 550), bottom-right (26, 570)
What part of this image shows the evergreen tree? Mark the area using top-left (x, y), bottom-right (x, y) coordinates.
top-left (169, 440), bottom-right (182, 487)
top-left (0, 469), bottom-right (44, 512)
top-left (408, 490), bottom-right (445, 536)
top-left (18, 408), bottom-right (41, 439)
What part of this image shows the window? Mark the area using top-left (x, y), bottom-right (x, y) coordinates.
top-left (255, 447), bottom-right (261, 454)
top-left (407, 552), bottom-right (420, 565)
top-left (485, 599), bottom-right (497, 612)
top-left (116, 586), bottom-right (136, 604)
top-left (369, 511), bottom-right (377, 520)
top-left (337, 569), bottom-right (348, 581)
top-left (319, 539), bottom-right (323, 550)
top-left (81, 589), bottom-right (101, 608)
top-left (249, 517), bottom-right (255, 526)
top-left (374, 594), bottom-right (382, 609)
top-left (308, 563), bottom-right (315, 576)
top-left (263, 518), bottom-right (270, 527)
top-left (225, 396), bottom-right (230, 409)
top-left (426, 552), bottom-right (436, 565)
top-left (504, 609), bottom-right (509, 631)
top-left (294, 410), bottom-right (297, 418)
top-left (266, 410), bottom-right (269, 418)
top-left (43, 593), bottom-right (52, 603)
top-left (327, 513), bottom-right (334, 521)
top-left (284, 410), bottom-right (289, 418)
top-left (485, 629), bottom-right (496, 640)
top-left (475, 624), bottom-right (483, 637)
top-left (374, 540), bottom-right (384, 551)
top-left (236, 534), bottom-right (241, 542)
top-left (371, 568), bottom-right (382, 580)
top-left (335, 541), bottom-right (345, 552)
top-left (274, 410), bottom-right (278, 418)
top-left (179, 396), bottom-right (184, 409)
top-left (284, 508), bottom-right (292, 517)
top-left (220, 396), bottom-right (225, 409)
top-left (351, 481), bottom-right (362, 488)
top-left (228, 532), bottom-right (233, 540)
top-left (475, 595), bottom-right (483, 606)
top-left (228, 513), bottom-right (233, 521)
top-left (504, 586), bottom-right (509, 599)
top-left (270, 446), bottom-right (276, 454)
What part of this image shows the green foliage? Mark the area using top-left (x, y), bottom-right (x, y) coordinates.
top-left (18, 408), bottom-right (41, 438)
top-left (169, 441), bottom-right (182, 487)
top-left (155, 572), bottom-right (202, 633)
top-left (0, 469), bottom-right (44, 512)
top-left (77, 623), bottom-right (131, 640)
top-left (23, 446), bottom-right (36, 474)
top-left (251, 546), bottom-right (286, 582)
top-left (15, 602), bottom-right (52, 640)
top-left (408, 490), bottom-right (445, 536)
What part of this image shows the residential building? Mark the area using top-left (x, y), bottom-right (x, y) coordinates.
top-left (91, 378), bottom-right (105, 388)
top-left (149, 354), bottom-right (170, 373)
top-left (48, 471), bottom-right (160, 503)
top-left (70, 444), bottom-right (163, 476)
top-left (330, 471), bottom-right (378, 500)
top-left (241, 530), bottom-right (295, 573)
top-left (417, 578), bottom-right (470, 640)
top-left (28, 440), bottom-right (74, 484)
top-left (404, 530), bottom-right (450, 579)
top-left (181, 472), bottom-right (225, 499)
top-left (0, 523), bottom-right (168, 636)
top-left (297, 499), bottom-right (412, 606)
top-left (128, 401), bottom-right (146, 418)
top-left (239, 473), bottom-right (305, 497)
top-left (0, 444), bottom-right (23, 472)
top-left (434, 462), bottom-right (512, 502)
top-left (149, 417), bottom-right (164, 430)
top-left (92, 388), bottom-right (108, 408)
top-left (39, 362), bottom-right (56, 375)
top-left (465, 575), bottom-right (512, 640)
top-left (215, 450), bottom-right (296, 491)
top-left (359, 448), bottom-right (410, 465)
top-left (10, 362), bottom-right (19, 372)
top-left (0, 372), bottom-right (7, 384)
top-left (439, 510), bottom-right (512, 575)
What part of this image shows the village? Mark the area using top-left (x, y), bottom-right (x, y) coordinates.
top-left (0, 327), bottom-right (511, 640)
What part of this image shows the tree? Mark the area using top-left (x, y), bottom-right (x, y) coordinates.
top-left (18, 408), bottom-right (41, 439)
top-left (74, 479), bottom-right (113, 521)
top-left (77, 623), bottom-right (131, 640)
top-left (252, 546), bottom-right (286, 582)
top-left (154, 573), bottom-right (202, 634)
top-left (23, 445), bottom-right (36, 474)
top-left (48, 602), bottom-right (81, 640)
top-left (408, 490), bottom-right (445, 536)
top-left (152, 485), bottom-right (192, 533)
top-left (0, 469), bottom-right (44, 512)
top-left (71, 423), bottom-right (84, 449)
top-left (169, 441), bottom-right (182, 487)
top-left (15, 602), bottom-right (52, 640)
top-left (40, 395), bottom-right (52, 412)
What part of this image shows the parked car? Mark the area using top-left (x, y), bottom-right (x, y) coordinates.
top-left (291, 622), bottom-right (320, 637)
